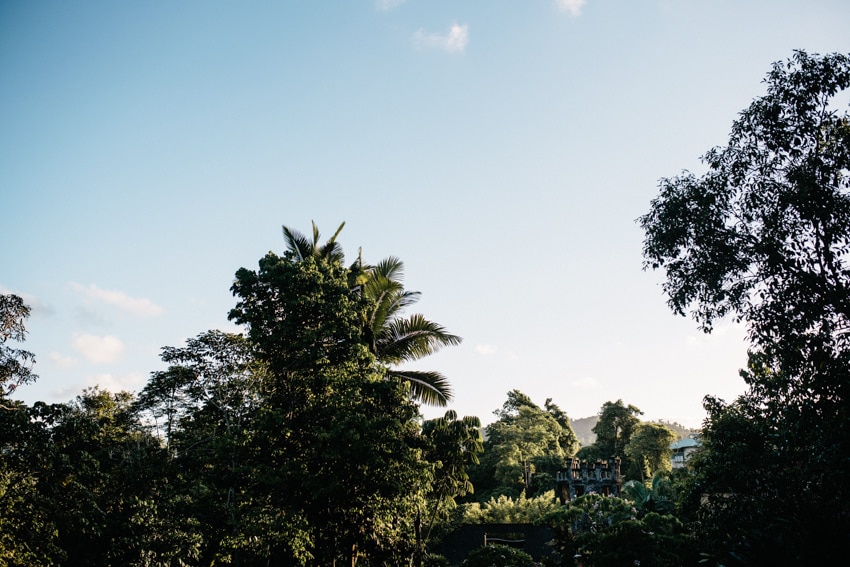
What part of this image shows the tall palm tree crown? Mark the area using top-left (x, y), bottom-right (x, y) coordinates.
top-left (281, 221), bottom-right (346, 264)
top-left (280, 222), bottom-right (460, 406)
top-left (361, 256), bottom-right (461, 406)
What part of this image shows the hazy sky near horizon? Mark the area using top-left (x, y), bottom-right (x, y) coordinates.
top-left (3, 1), bottom-right (849, 428)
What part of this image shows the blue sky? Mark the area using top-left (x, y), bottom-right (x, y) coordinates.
top-left (3, 0), bottom-right (849, 428)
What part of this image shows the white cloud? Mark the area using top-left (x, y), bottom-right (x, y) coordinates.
top-left (85, 372), bottom-right (147, 393)
top-left (73, 333), bottom-right (126, 364)
top-left (412, 23), bottom-right (468, 53)
top-left (570, 376), bottom-right (600, 390)
top-left (71, 283), bottom-right (164, 317)
top-left (556, 0), bottom-right (587, 17)
top-left (375, 0), bottom-right (405, 10)
top-left (475, 343), bottom-right (498, 355)
top-left (49, 352), bottom-right (77, 369)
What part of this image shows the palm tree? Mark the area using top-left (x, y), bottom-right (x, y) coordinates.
top-left (280, 223), bottom-right (461, 406)
top-left (361, 256), bottom-right (461, 406)
top-left (417, 410), bottom-right (483, 565)
top-left (281, 220), bottom-right (346, 263)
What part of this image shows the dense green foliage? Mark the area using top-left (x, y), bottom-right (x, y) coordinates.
top-left (421, 411), bottom-right (484, 538)
top-left (280, 222), bottom-right (461, 407)
top-left (227, 235), bottom-right (447, 565)
top-left (469, 390), bottom-right (579, 500)
top-left (0, 226), bottom-right (471, 566)
top-left (4, 51), bottom-right (849, 566)
top-left (624, 422), bottom-right (677, 482)
top-left (575, 400), bottom-right (642, 474)
top-left (575, 400), bottom-right (676, 483)
top-left (460, 544), bottom-right (535, 567)
top-left (621, 474), bottom-right (677, 518)
top-left (543, 494), bottom-right (696, 567)
top-left (642, 50), bottom-right (850, 564)
top-left (462, 490), bottom-right (559, 524)
top-left (0, 389), bottom-right (185, 566)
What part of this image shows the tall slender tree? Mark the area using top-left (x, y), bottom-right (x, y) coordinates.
top-left (230, 248), bottom-right (431, 566)
top-left (134, 330), bottom-right (264, 565)
top-left (420, 410), bottom-right (483, 537)
top-left (624, 422), bottom-right (676, 483)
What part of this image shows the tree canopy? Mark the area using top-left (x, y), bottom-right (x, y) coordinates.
top-left (229, 234), bottom-right (436, 565)
top-left (273, 222), bottom-right (461, 406)
top-left (641, 51), bottom-right (850, 340)
top-left (641, 50), bottom-right (850, 564)
top-left (0, 293), bottom-right (38, 401)
top-left (624, 422), bottom-right (676, 483)
top-left (8, 48), bottom-right (849, 563)
top-left (469, 390), bottom-right (579, 500)
top-left (1, 223), bottom-right (475, 566)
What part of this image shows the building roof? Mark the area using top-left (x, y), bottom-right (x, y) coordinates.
top-left (670, 435), bottom-right (701, 450)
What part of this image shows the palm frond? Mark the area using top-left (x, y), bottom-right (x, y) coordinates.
top-left (282, 221), bottom-right (346, 263)
top-left (377, 314), bottom-right (462, 364)
top-left (282, 225), bottom-right (313, 260)
top-left (461, 415), bottom-right (482, 429)
top-left (355, 254), bottom-right (461, 407)
top-left (316, 221), bottom-right (346, 263)
top-left (362, 257), bottom-right (423, 347)
top-left (366, 283), bottom-right (420, 336)
top-left (371, 256), bottom-right (405, 282)
top-left (387, 368), bottom-right (453, 406)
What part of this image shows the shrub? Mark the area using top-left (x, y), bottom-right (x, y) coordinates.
top-left (461, 544), bottom-right (536, 567)
top-left (424, 553), bottom-right (450, 567)
top-left (462, 490), bottom-right (559, 524)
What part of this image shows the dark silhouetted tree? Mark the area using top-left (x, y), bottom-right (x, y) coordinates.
top-left (641, 51), bottom-right (850, 564)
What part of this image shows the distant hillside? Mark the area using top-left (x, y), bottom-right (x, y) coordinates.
top-left (571, 416), bottom-right (598, 447)
top-left (652, 419), bottom-right (698, 440)
top-left (570, 416), bottom-right (697, 448)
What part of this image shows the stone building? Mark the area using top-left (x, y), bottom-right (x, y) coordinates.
top-left (555, 457), bottom-right (622, 504)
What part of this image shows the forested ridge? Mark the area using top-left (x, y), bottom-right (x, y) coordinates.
top-left (3, 51), bottom-right (850, 566)
top-left (570, 416), bottom-right (694, 448)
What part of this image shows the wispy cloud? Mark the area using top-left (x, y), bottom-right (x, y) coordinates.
top-left (73, 333), bottom-right (126, 364)
top-left (475, 343), bottom-right (498, 355)
top-left (54, 372), bottom-right (147, 400)
top-left (375, 0), bottom-right (406, 11)
top-left (412, 23), bottom-right (469, 53)
top-left (49, 352), bottom-right (77, 369)
top-left (556, 0), bottom-right (587, 17)
top-left (473, 343), bottom-right (520, 360)
top-left (71, 283), bottom-right (163, 318)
